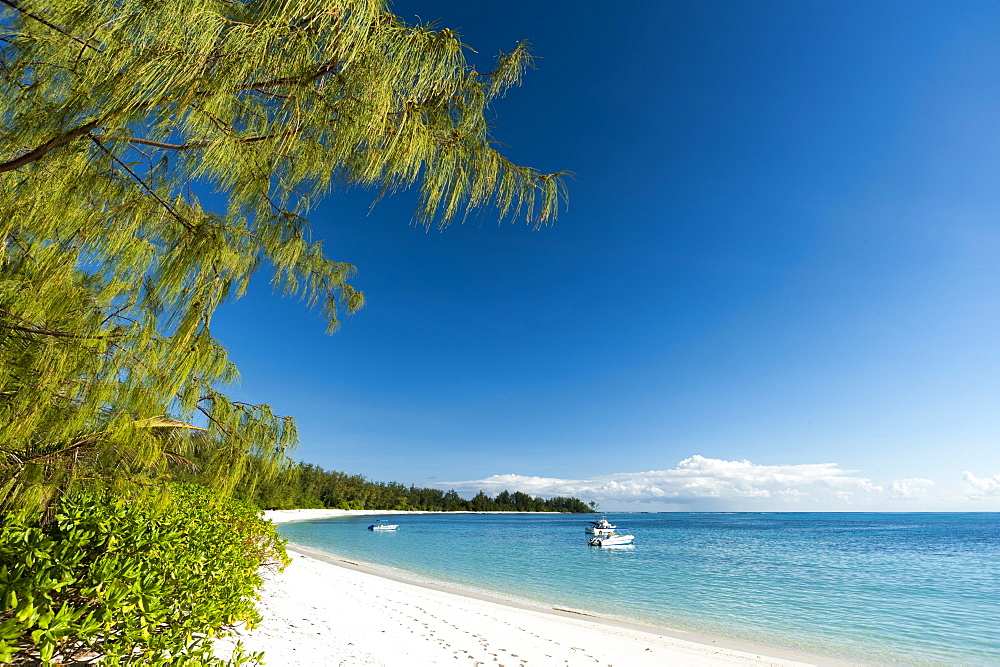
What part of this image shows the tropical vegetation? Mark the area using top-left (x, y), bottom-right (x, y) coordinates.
top-left (0, 484), bottom-right (286, 665)
top-left (0, 0), bottom-right (568, 662)
top-left (0, 0), bottom-right (565, 521)
top-left (252, 462), bottom-right (595, 513)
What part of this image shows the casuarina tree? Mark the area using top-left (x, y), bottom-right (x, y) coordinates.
top-left (0, 0), bottom-right (566, 519)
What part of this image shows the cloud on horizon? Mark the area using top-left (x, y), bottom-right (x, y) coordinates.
top-left (963, 471), bottom-right (1000, 500)
top-left (437, 455), bottom-right (987, 510)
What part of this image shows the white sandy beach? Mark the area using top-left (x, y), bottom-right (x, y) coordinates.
top-left (213, 510), bottom-right (818, 666)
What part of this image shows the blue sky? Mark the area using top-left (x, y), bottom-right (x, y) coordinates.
top-left (214, 0), bottom-right (1000, 510)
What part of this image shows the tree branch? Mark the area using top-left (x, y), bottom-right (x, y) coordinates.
top-left (88, 134), bottom-right (195, 232)
top-left (196, 404), bottom-right (236, 438)
top-left (0, 119), bottom-right (102, 173)
top-left (0, 308), bottom-right (113, 339)
top-left (96, 136), bottom-right (204, 151)
top-left (241, 60), bottom-right (341, 91)
top-left (92, 129), bottom-right (300, 151)
top-left (0, 0), bottom-right (101, 52)
top-left (0, 59), bottom-right (332, 173)
top-left (0, 322), bottom-right (112, 339)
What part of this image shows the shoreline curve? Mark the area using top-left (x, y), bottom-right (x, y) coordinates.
top-left (213, 509), bottom-right (833, 665)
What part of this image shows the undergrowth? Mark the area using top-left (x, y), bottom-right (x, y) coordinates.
top-left (0, 484), bottom-right (288, 664)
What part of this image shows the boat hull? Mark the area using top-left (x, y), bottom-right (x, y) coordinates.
top-left (588, 534), bottom-right (634, 547)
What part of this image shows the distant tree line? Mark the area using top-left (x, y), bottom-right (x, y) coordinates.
top-left (250, 462), bottom-right (595, 513)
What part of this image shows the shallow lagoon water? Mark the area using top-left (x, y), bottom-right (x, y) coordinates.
top-left (278, 513), bottom-right (1000, 664)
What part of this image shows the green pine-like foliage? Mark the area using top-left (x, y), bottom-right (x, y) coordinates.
top-left (0, 0), bottom-right (567, 518)
top-left (1, 2), bottom-right (569, 663)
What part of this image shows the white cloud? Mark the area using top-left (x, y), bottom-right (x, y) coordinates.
top-left (962, 471), bottom-right (1000, 500)
top-left (888, 478), bottom-right (935, 499)
top-left (438, 455), bottom-right (893, 510)
top-left (438, 456), bottom-right (1000, 510)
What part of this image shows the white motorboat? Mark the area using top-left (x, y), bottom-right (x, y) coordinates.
top-left (585, 517), bottom-right (617, 535)
top-left (588, 530), bottom-right (634, 547)
top-left (367, 519), bottom-right (399, 531)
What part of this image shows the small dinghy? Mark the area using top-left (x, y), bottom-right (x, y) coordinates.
top-left (367, 519), bottom-right (399, 531)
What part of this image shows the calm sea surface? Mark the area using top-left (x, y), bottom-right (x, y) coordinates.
top-left (277, 513), bottom-right (1000, 664)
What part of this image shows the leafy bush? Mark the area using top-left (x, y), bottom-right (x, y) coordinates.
top-left (0, 484), bottom-right (287, 665)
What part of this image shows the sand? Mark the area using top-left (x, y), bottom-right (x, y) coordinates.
top-left (212, 510), bottom-right (819, 666)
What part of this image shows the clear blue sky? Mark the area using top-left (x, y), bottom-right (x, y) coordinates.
top-left (213, 0), bottom-right (1000, 510)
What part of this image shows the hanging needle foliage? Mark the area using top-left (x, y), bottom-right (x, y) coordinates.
top-left (0, 0), bottom-right (568, 520)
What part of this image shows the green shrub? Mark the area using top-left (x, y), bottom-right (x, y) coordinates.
top-left (0, 484), bottom-right (288, 665)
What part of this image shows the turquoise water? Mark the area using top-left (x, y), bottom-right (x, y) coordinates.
top-left (278, 513), bottom-right (1000, 664)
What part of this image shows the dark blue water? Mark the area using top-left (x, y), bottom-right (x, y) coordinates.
top-left (278, 513), bottom-right (1000, 664)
